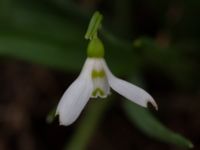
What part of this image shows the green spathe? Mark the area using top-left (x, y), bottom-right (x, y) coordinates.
top-left (87, 38), bottom-right (104, 58)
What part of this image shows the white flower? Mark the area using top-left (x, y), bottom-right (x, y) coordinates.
top-left (56, 58), bottom-right (158, 126)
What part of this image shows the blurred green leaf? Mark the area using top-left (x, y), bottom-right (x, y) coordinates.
top-left (0, 34), bottom-right (86, 72)
top-left (0, 3), bottom-right (137, 75)
top-left (133, 37), bottom-right (196, 88)
top-left (123, 100), bottom-right (193, 149)
top-left (0, 30), bottom-right (136, 75)
top-left (0, 0), bottom-right (197, 94)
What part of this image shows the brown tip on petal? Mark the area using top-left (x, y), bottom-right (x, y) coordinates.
top-left (147, 100), bottom-right (158, 111)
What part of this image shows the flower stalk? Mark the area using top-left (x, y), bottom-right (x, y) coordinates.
top-left (85, 11), bottom-right (103, 40)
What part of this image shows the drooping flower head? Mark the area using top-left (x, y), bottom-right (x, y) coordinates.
top-left (56, 11), bottom-right (157, 126)
top-left (56, 37), bottom-right (157, 126)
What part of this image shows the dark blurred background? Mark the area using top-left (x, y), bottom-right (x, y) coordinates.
top-left (0, 0), bottom-right (200, 150)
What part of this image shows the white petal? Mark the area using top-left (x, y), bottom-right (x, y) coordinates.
top-left (56, 58), bottom-right (94, 126)
top-left (101, 59), bottom-right (158, 109)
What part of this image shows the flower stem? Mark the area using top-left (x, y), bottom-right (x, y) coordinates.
top-left (85, 11), bottom-right (103, 40)
top-left (64, 99), bottom-right (113, 150)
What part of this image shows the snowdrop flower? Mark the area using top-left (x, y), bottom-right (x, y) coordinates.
top-left (56, 38), bottom-right (158, 126)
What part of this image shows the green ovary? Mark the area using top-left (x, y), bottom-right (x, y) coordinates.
top-left (87, 38), bottom-right (104, 58)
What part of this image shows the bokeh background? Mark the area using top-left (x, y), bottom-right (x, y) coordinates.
top-left (0, 0), bottom-right (199, 150)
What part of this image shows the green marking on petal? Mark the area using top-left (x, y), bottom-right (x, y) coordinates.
top-left (92, 70), bottom-right (105, 78)
top-left (92, 88), bottom-right (105, 97)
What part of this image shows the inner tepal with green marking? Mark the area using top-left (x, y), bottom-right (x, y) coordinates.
top-left (91, 62), bottom-right (109, 98)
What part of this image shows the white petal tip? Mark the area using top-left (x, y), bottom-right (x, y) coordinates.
top-left (55, 111), bottom-right (74, 126)
top-left (58, 116), bottom-right (74, 126)
top-left (59, 122), bottom-right (71, 126)
top-left (59, 122), bottom-right (65, 126)
top-left (147, 100), bottom-right (158, 111)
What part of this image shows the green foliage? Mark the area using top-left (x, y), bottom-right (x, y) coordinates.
top-left (65, 100), bottom-right (113, 150)
top-left (123, 100), bottom-right (193, 149)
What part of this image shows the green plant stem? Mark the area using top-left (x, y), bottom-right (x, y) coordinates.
top-left (85, 11), bottom-right (103, 40)
top-left (65, 99), bottom-right (113, 150)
